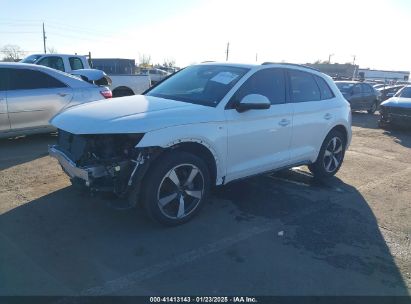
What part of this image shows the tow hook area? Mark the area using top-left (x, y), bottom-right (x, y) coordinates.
top-left (108, 152), bottom-right (147, 210)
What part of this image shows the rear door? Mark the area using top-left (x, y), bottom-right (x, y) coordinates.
top-left (288, 69), bottom-right (338, 163)
top-left (0, 68), bottom-right (10, 132)
top-left (350, 84), bottom-right (363, 110)
top-left (361, 83), bottom-right (374, 108)
top-left (7, 68), bottom-right (73, 131)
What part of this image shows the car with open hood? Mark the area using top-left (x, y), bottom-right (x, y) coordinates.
top-left (379, 85), bottom-right (411, 128)
top-left (49, 62), bottom-right (352, 225)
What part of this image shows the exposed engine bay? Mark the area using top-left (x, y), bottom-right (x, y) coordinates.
top-left (49, 130), bottom-right (159, 199)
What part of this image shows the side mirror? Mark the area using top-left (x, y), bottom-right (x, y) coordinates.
top-left (236, 94), bottom-right (271, 113)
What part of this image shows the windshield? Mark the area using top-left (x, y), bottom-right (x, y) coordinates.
top-left (146, 65), bottom-right (249, 107)
top-left (336, 82), bottom-right (355, 93)
top-left (395, 86), bottom-right (411, 98)
top-left (21, 55), bottom-right (43, 64)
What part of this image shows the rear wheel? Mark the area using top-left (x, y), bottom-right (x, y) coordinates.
top-left (309, 130), bottom-right (346, 179)
top-left (112, 87), bottom-right (134, 98)
top-left (141, 152), bottom-right (210, 226)
top-left (367, 101), bottom-right (378, 114)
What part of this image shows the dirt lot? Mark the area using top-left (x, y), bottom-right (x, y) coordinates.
top-left (0, 112), bottom-right (410, 296)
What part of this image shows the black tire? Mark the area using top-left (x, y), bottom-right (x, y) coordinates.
top-left (308, 129), bottom-right (346, 180)
top-left (141, 151), bottom-right (210, 226)
top-left (112, 87), bottom-right (134, 98)
top-left (367, 101), bottom-right (378, 114)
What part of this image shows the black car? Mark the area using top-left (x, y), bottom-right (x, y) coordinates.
top-left (379, 85), bottom-right (411, 128)
top-left (335, 81), bottom-right (380, 114)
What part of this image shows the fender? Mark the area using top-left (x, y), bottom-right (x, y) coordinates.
top-left (136, 123), bottom-right (227, 185)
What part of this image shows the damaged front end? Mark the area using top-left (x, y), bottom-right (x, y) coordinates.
top-left (49, 130), bottom-right (158, 199)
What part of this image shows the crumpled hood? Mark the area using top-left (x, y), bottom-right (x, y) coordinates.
top-left (381, 97), bottom-right (411, 108)
top-left (51, 95), bottom-right (217, 134)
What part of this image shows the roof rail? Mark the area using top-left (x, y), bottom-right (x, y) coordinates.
top-left (262, 62), bottom-right (320, 72)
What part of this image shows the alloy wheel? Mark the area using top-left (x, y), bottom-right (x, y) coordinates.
top-left (157, 164), bottom-right (205, 220)
top-left (323, 137), bottom-right (344, 173)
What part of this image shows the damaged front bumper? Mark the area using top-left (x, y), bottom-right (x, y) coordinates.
top-left (49, 145), bottom-right (108, 186)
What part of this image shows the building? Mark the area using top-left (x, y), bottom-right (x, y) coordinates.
top-left (91, 58), bottom-right (136, 75)
top-left (357, 69), bottom-right (409, 82)
top-left (306, 63), bottom-right (358, 80)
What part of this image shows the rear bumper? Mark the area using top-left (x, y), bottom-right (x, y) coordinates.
top-left (49, 145), bottom-right (107, 185)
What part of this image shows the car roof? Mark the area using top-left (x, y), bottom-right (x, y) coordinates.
top-left (25, 53), bottom-right (86, 57)
top-left (0, 62), bottom-right (56, 70)
top-left (0, 62), bottom-right (94, 88)
top-left (334, 81), bottom-right (359, 84)
top-left (197, 62), bottom-right (327, 76)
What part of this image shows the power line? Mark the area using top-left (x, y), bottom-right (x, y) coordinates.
top-left (0, 31), bottom-right (39, 34)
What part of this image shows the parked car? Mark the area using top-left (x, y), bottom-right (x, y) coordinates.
top-left (335, 81), bottom-right (380, 114)
top-left (379, 85), bottom-right (411, 128)
top-left (49, 62), bottom-right (352, 225)
top-left (373, 83), bottom-right (386, 89)
top-left (21, 54), bottom-right (151, 97)
top-left (0, 63), bottom-right (111, 138)
top-left (377, 85), bottom-right (405, 101)
top-left (140, 68), bottom-right (170, 85)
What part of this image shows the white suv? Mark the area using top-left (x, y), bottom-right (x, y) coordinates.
top-left (49, 62), bottom-right (352, 225)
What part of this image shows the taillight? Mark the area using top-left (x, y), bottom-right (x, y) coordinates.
top-left (100, 89), bottom-right (112, 99)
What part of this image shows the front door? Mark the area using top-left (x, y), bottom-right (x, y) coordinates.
top-left (224, 68), bottom-right (292, 182)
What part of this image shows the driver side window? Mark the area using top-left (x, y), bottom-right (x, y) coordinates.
top-left (231, 68), bottom-right (286, 105)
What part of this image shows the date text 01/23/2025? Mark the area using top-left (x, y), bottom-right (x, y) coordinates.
top-left (149, 297), bottom-right (258, 303)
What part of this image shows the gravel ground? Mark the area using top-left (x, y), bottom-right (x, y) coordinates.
top-left (0, 112), bottom-right (410, 296)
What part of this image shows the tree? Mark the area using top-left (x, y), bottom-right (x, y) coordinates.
top-left (47, 46), bottom-right (58, 54)
top-left (139, 54), bottom-right (151, 67)
top-left (1, 44), bottom-right (24, 62)
top-left (163, 58), bottom-right (176, 68)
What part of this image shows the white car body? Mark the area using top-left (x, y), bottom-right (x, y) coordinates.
top-left (51, 63), bottom-right (352, 185)
top-left (0, 63), bottom-right (110, 138)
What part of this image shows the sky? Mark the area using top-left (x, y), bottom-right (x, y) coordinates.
top-left (0, 0), bottom-right (411, 71)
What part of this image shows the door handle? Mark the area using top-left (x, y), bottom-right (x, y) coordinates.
top-left (324, 113), bottom-right (332, 120)
top-left (57, 93), bottom-right (68, 97)
top-left (278, 119), bottom-right (291, 127)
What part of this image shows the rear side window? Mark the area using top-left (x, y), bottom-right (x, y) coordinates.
top-left (231, 68), bottom-right (286, 105)
top-left (361, 84), bottom-right (372, 93)
top-left (314, 76), bottom-right (335, 100)
top-left (37, 56), bottom-right (65, 72)
top-left (353, 84), bottom-right (361, 94)
top-left (69, 57), bottom-right (84, 70)
top-left (289, 70), bottom-right (321, 102)
top-left (8, 68), bottom-right (67, 90)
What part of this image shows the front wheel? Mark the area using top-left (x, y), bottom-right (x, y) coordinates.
top-left (141, 151), bottom-right (210, 226)
top-left (309, 130), bottom-right (346, 179)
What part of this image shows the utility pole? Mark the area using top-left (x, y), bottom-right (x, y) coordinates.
top-left (225, 42), bottom-right (229, 61)
top-left (42, 22), bottom-right (47, 54)
top-left (256, 53), bottom-right (258, 62)
top-left (328, 53), bottom-right (334, 64)
top-left (352, 55), bottom-right (357, 80)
